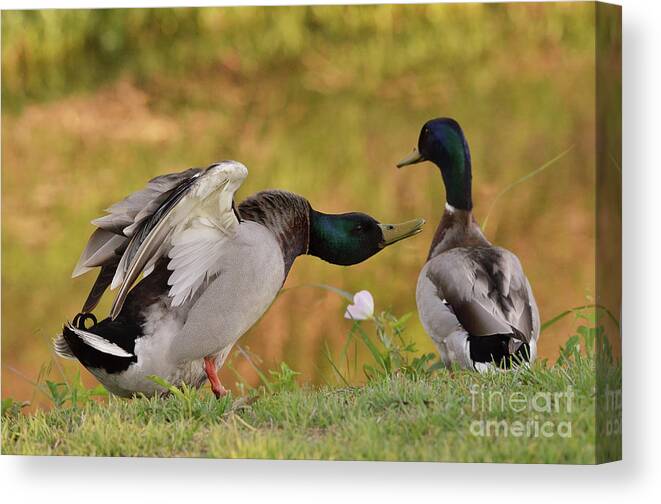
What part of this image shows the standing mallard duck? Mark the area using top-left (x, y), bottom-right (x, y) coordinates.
top-left (397, 118), bottom-right (539, 372)
top-left (55, 161), bottom-right (424, 396)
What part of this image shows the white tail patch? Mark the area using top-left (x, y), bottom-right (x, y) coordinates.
top-left (65, 322), bottom-right (134, 358)
top-left (474, 362), bottom-right (496, 374)
top-left (53, 334), bottom-right (76, 359)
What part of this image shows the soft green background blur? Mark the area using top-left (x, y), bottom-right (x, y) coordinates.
top-left (2, 3), bottom-right (597, 407)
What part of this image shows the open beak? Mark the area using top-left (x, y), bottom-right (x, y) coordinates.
top-left (378, 218), bottom-right (426, 247)
top-left (396, 147), bottom-right (425, 168)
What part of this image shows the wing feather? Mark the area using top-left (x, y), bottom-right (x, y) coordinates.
top-left (108, 161), bottom-right (248, 319)
top-left (72, 229), bottom-right (126, 278)
top-left (82, 264), bottom-right (119, 313)
top-left (165, 224), bottom-right (234, 305)
top-left (90, 168), bottom-right (202, 236)
top-left (72, 168), bottom-right (203, 310)
top-left (427, 247), bottom-right (538, 343)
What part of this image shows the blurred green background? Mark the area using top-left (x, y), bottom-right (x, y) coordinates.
top-left (2, 3), bottom-right (597, 407)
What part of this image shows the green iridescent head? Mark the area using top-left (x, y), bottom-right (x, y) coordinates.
top-left (308, 210), bottom-right (424, 266)
top-left (397, 117), bottom-right (473, 211)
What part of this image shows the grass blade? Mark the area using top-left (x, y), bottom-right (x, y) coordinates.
top-left (353, 322), bottom-right (388, 375)
top-left (482, 146), bottom-right (574, 232)
top-left (237, 346), bottom-right (273, 393)
top-left (322, 340), bottom-right (351, 387)
top-left (541, 303), bottom-right (620, 332)
top-left (279, 283), bottom-right (354, 302)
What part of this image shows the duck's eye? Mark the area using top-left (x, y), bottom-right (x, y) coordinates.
top-left (355, 225), bottom-right (363, 232)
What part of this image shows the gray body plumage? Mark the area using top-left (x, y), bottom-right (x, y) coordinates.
top-left (416, 209), bottom-right (540, 371)
top-left (93, 222), bottom-right (285, 397)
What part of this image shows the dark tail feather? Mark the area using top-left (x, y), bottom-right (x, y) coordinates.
top-left (53, 312), bottom-right (99, 359)
top-left (82, 264), bottom-right (117, 313)
top-left (55, 312), bottom-right (139, 374)
top-left (468, 335), bottom-right (531, 369)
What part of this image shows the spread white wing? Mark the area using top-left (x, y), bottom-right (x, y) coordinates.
top-left (72, 161), bottom-right (248, 319)
top-left (72, 167), bottom-right (203, 312)
top-left (109, 161), bottom-right (248, 319)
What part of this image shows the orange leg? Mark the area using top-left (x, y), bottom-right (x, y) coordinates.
top-left (204, 356), bottom-right (227, 398)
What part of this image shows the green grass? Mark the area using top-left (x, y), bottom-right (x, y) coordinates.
top-left (1, 361), bottom-right (597, 462)
top-left (2, 305), bottom-right (620, 463)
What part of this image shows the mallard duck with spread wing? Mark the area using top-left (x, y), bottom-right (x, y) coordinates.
top-left (55, 161), bottom-right (425, 396)
top-left (397, 118), bottom-right (540, 372)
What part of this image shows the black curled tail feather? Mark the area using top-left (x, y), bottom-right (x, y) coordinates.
top-left (73, 312), bottom-right (98, 330)
top-left (55, 312), bottom-right (142, 374)
top-left (54, 312), bottom-right (99, 359)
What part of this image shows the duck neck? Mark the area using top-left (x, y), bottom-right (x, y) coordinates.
top-left (427, 134), bottom-right (481, 258)
top-left (428, 205), bottom-right (489, 260)
top-left (441, 165), bottom-right (473, 212)
top-left (237, 190), bottom-right (311, 276)
top-left (431, 128), bottom-right (473, 212)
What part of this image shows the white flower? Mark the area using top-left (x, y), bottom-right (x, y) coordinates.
top-left (344, 290), bottom-right (374, 320)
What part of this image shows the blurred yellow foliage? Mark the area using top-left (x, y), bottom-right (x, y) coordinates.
top-left (2, 3), bottom-right (597, 407)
